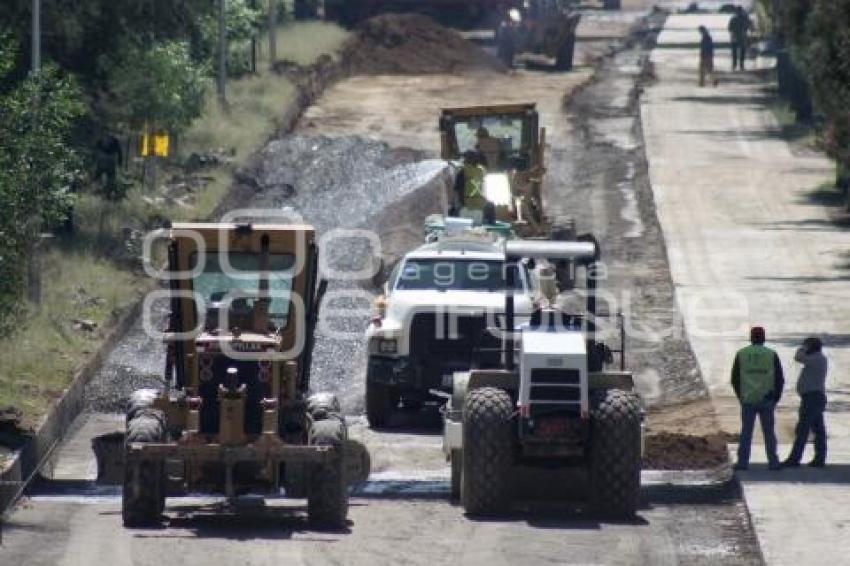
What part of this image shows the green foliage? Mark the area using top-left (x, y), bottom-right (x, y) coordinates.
top-left (777, 0), bottom-right (813, 47)
top-left (803, 1), bottom-right (850, 165)
top-left (103, 40), bottom-right (208, 134)
top-left (0, 36), bottom-right (84, 332)
top-left (200, 0), bottom-right (263, 77)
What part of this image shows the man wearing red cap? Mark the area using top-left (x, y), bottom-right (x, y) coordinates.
top-left (731, 327), bottom-right (785, 471)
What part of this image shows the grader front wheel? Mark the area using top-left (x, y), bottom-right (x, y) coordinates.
top-left (308, 419), bottom-right (349, 528)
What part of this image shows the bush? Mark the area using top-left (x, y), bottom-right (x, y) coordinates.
top-left (803, 1), bottom-right (850, 176)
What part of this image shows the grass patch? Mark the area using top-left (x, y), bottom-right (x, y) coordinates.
top-left (0, 247), bottom-right (149, 427)
top-left (0, 21), bottom-right (348, 431)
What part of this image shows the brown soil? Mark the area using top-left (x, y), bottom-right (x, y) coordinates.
top-left (644, 432), bottom-right (736, 470)
top-left (642, 399), bottom-right (735, 469)
top-left (343, 14), bottom-right (506, 75)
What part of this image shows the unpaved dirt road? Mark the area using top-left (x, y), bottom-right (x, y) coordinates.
top-left (2, 8), bottom-right (761, 565)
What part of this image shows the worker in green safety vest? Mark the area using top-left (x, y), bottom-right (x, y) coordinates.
top-left (731, 326), bottom-right (785, 471)
top-left (451, 150), bottom-right (495, 224)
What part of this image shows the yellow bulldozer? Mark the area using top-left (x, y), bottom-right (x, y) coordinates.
top-left (94, 222), bottom-right (369, 528)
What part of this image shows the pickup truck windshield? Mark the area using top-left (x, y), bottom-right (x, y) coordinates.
top-left (395, 259), bottom-right (526, 292)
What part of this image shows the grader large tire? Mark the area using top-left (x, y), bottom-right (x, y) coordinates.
top-left (589, 388), bottom-right (641, 519)
top-left (461, 387), bottom-right (513, 516)
top-left (122, 409), bottom-right (166, 527)
top-left (308, 418), bottom-right (349, 528)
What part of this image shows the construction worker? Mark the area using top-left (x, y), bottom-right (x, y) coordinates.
top-left (94, 132), bottom-right (124, 200)
top-left (728, 7), bottom-right (752, 71)
top-left (698, 26), bottom-right (717, 87)
top-left (731, 326), bottom-right (784, 471)
top-left (453, 150), bottom-right (488, 216)
top-left (783, 337), bottom-right (828, 468)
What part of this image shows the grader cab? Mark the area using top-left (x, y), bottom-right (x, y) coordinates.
top-left (438, 103), bottom-right (549, 234)
top-left (95, 222), bottom-right (368, 528)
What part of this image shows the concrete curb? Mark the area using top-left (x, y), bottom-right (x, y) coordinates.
top-left (0, 300), bottom-right (142, 513)
top-left (0, 52), bottom-right (350, 516)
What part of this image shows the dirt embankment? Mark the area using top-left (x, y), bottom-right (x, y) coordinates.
top-left (343, 14), bottom-right (506, 75)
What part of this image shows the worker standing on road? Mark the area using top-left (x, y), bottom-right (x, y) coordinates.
top-left (698, 26), bottom-right (717, 87)
top-left (731, 326), bottom-right (784, 471)
top-left (728, 7), bottom-right (752, 72)
top-left (783, 337), bottom-right (828, 468)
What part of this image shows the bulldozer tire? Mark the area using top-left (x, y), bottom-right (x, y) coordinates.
top-left (308, 419), bottom-right (349, 528)
top-left (365, 380), bottom-right (395, 428)
top-left (590, 388), bottom-right (641, 519)
top-left (462, 387), bottom-right (513, 516)
top-left (450, 449), bottom-right (461, 501)
top-left (122, 410), bottom-right (166, 527)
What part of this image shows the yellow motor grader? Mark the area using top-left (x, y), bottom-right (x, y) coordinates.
top-left (439, 103), bottom-right (548, 231)
top-left (94, 222), bottom-right (369, 528)
top-left (433, 102), bottom-right (575, 244)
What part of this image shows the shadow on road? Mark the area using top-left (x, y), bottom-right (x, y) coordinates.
top-left (734, 464), bottom-right (850, 485)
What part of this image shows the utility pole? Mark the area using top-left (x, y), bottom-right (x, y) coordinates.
top-left (250, 0), bottom-right (258, 73)
top-left (217, 0), bottom-right (227, 104)
top-left (31, 0), bottom-right (41, 73)
top-left (268, 0), bottom-right (277, 70)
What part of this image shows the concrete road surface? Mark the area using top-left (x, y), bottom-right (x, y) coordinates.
top-left (642, 8), bottom-right (850, 565)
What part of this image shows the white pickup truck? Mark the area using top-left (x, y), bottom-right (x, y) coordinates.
top-left (364, 236), bottom-right (546, 427)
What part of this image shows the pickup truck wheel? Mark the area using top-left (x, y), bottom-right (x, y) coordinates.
top-left (462, 387), bottom-right (513, 515)
top-left (122, 409), bottom-right (166, 527)
top-left (366, 381), bottom-right (395, 428)
top-left (590, 388), bottom-right (641, 519)
top-left (308, 419), bottom-right (349, 528)
top-left (450, 449), bottom-right (462, 501)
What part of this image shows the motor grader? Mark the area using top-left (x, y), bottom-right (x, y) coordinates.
top-left (94, 222), bottom-right (369, 528)
top-left (441, 238), bottom-right (644, 518)
top-left (438, 103), bottom-right (552, 233)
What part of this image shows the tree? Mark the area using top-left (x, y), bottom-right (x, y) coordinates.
top-left (0, 32), bottom-right (84, 329)
top-left (103, 40), bottom-right (208, 135)
top-left (803, 1), bottom-right (850, 193)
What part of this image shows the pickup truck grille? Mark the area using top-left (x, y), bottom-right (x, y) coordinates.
top-left (409, 313), bottom-right (501, 366)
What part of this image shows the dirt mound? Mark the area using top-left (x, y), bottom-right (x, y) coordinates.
top-left (643, 432), bottom-right (736, 470)
top-left (344, 14), bottom-right (506, 75)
